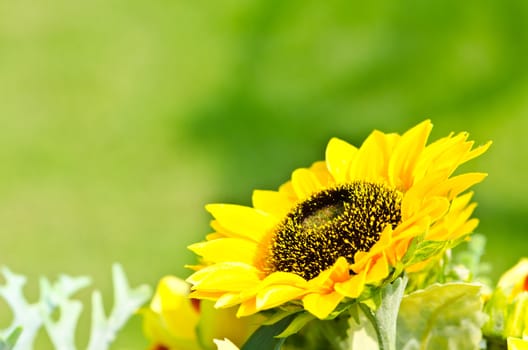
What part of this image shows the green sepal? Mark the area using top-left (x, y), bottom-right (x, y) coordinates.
top-left (261, 307), bottom-right (302, 326)
top-left (402, 239), bottom-right (450, 266)
top-left (325, 300), bottom-right (356, 320)
top-left (275, 312), bottom-right (315, 338)
top-left (241, 314), bottom-right (296, 350)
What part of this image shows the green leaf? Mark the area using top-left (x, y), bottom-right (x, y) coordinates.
top-left (276, 312), bottom-right (315, 338)
top-left (261, 308), bottom-right (302, 326)
top-left (397, 282), bottom-right (487, 350)
top-left (325, 300), bottom-right (356, 320)
top-left (241, 314), bottom-right (296, 350)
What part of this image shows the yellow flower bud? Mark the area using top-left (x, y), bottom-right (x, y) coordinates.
top-left (141, 276), bottom-right (263, 350)
top-left (484, 259), bottom-right (528, 342)
top-left (141, 276), bottom-right (201, 350)
top-left (508, 337), bottom-right (528, 350)
top-left (498, 259), bottom-right (528, 302)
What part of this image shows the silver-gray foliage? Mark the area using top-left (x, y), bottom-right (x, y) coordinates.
top-left (0, 264), bottom-right (151, 350)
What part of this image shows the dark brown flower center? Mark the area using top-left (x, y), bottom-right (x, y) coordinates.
top-left (266, 182), bottom-right (402, 280)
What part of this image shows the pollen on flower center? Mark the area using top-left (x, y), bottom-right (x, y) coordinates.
top-left (266, 182), bottom-right (403, 280)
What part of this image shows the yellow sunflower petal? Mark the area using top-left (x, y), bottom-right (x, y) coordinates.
top-left (401, 173), bottom-right (448, 217)
top-left (303, 291), bottom-right (345, 319)
top-left (215, 292), bottom-right (243, 308)
top-left (310, 257), bottom-right (350, 289)
top-left (206, 204), bottom-right (275, 242)
top-left (189, 238), bottom-right (258, 265)
top-left (388, 120), bottom-right (433, 190)
top-left (188, 290), bottom-right (226, 301)
top-left (401, 190), bottom-right (450, 222)
top-left (278, 180), bottom-right (297, 199)
top-left (328, 257), bottom-right (351, 282)
top-left (392, 214), bottom-right (430, 241)
top-left (187, 263), bottom-right (261, 292)
top-left (259, 271), bottom-right (310, 288)
top-left (424, 196), bottom-right (450, 221)
top-left (413, 131), bottom-right (471, 181)
top-left (291, 168), bottom-right (324, 199)
top-left (325, 137), bottom-right (358, 183)
top-left (365, 254), bottom-right (390, 284)
top-left (206, 232), bottom-right (226, 240)
top-left (349, 130), bottom-right (397, 182)
top-left (451, 218), bottom-right (479, 240)
top-left (235, 272), bottom-right (309, 303)
top-left (433, 172), bottom-right (488, 200)
top-left (334, 268), bottom-right (368, 299)
top-left (427, 192), bottom-right (478, 240)
top-left (461, 140), bottom-right (492, 164)
top-left (252, 190), bottom-right (293, 219)
top-left (451, 191), bottom-right (474, 210)
top-left (309, 160), bottom-right (333, 187)
top-left (236, 299), bottom-right (258, 317)
top-left (256, 285), bottom-right (308, 310)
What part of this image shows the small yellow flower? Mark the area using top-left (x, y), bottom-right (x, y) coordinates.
top-left (188, 120), bottom-right (490, 319)
top-left (141, 276), bottom-right (262, 350)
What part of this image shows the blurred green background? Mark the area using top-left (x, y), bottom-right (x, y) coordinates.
top-left (1, 0), bottom-right (528, 348)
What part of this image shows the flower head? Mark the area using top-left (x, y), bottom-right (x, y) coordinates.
top-left (187, 120), bottom-right (490, 319)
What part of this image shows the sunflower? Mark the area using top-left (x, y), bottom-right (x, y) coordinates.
top-left (187, 120), bottom-right (490, 320)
